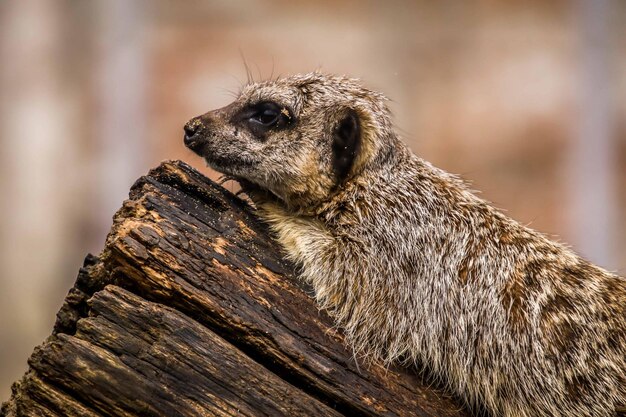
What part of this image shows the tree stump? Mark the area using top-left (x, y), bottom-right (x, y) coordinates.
top-left (1, 160), bottom-right (471, 417)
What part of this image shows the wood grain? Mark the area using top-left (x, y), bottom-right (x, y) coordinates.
top-left (2, 160), bottom-right (471, 417)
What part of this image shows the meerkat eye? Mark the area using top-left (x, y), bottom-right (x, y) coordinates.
top-left (257, 108), bottom-right (279, 125)
top-left (248, 102), bottom-right (291, 130)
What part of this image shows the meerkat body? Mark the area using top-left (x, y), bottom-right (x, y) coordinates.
top-left (185, 72), bottom-right (626, 417)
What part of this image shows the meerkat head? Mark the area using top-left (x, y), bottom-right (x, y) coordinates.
top-left (184, 72), bottom-right (396, 210)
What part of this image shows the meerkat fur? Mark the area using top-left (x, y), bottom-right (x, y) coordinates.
top-left (184, 72), bottom-right (626, 417)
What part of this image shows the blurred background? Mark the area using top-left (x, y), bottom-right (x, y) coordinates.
top-left (1, 0), bottom-right (625, 401)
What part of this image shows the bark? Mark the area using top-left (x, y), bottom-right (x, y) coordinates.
top-left (1, 160), bottom-right (471, 417)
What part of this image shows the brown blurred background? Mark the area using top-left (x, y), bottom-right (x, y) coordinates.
top-left (1, 0), bottom-right (625, 401)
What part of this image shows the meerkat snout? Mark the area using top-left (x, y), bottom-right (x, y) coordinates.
top-left (183, 117), bottom-right (206, 151)
top-left (185, 72), bottom-right (626, 417)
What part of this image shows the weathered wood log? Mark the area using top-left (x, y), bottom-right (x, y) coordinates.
top-left (1, 160), bottom-right (472, 417)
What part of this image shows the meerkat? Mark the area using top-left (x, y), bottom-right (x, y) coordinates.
top-left (183, 72), bottom-right (626, 417)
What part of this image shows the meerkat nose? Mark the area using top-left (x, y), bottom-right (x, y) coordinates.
top-left (184, 119), bottom-right (201, 138)
top-left (183, 118), bottom-right (205, 149)
top-left (184, 123), bottom-right (196, 137)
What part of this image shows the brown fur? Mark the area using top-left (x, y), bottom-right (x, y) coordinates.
top-left (185, 72), bottom-right (626, 417)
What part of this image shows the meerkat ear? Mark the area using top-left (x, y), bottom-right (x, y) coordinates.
top-left (332, 109), bottom-right (361, 183)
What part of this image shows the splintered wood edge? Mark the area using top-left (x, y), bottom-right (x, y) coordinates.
top-left (2, 160), bottom-right (471, 417)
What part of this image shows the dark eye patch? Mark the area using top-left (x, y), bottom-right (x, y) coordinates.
top-left (236, 101), bottom-right (293, 138)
